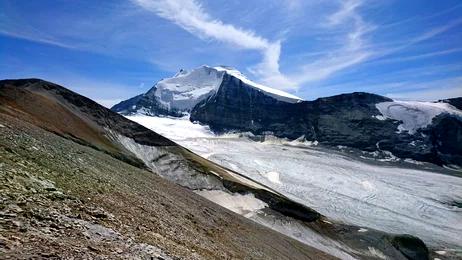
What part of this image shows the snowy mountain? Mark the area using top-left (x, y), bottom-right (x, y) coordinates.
top-left (111, 65), bottom-right (302, 116)
top-left (113, 67), bottom-right (462, 167)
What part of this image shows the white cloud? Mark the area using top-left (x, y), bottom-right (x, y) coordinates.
top-left (132, 0), bottom-right (270, 50)
top-left (283, 0), bottom-right (303, 11)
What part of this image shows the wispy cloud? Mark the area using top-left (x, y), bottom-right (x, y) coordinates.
top-left (132, 0), bottom-right (293, 88)
top-left (0, 29), bottom-right (77, 50)
top-left (290, 2), bottom-right (462, 88)
top-left (288, 0), bottom-right (373, 85)
top-left (251, 0), bottom-right (375, 89)
top-left (381, 17), bottom-right (462, 56)
top-left (358, 16), bottom-right (462, 69)
top-left (383, 76), bottom-right (462, 101)
top-left (371, 47), bottom-right (462, 64)
top-left (132, 0), bottom-right (270, 50)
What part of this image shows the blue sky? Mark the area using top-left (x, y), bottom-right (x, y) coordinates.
top-left (1, 0), bottom-right (461, 107)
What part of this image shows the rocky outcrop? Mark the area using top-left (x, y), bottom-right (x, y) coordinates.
top-left (426, 113), bottom-right (462, 166)
top-left (111, 92), bottom-right (184, 117)
top-left (440, 97), bottom-right (462, 110)
top-left (391, 235), bottom-right (429, 260)
top-left (192, 74), bottom-right (303, 137)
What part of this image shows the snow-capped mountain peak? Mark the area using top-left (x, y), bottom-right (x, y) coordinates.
top-left (146, 65), bottom-right (225, 112)
top-left (113, 65), bottom-right (303, 116)
top-left (151, 65), bottom-right (303, 109)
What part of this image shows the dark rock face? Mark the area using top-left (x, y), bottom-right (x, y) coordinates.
top-left (191, 74), bottom-right (462, 166)
top-left (191, 74), bottom-right (396, 145)
top-left (111, 87), bottom-right (183, 117)
top-left (440, 97), bottom-right (462, 110)
top-left (192, 74), bottom-right (304, 137)
top-left (391, 235), bottom-right (429, 260)
top-left (191, 74), bottom-right (399, 150)
top-left (426, 114), bottom-right (462, 166)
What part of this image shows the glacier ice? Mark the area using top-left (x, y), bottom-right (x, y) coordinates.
top-left (127, 115), bottom-right (462, 251)
top-left (375, 100), bottom-right (462, 134)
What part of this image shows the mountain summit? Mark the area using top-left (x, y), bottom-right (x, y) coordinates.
top-left (111, 65), bottom-right (302, 116)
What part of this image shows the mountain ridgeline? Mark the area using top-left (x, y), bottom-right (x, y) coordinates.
top-left (112, 66), bottom-right (462, 167)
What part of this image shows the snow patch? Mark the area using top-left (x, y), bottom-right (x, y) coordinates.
top-left (373, 115), bottom-right (387, 121)
top-left (404, 158), bottom-right (424, 165)
top-left (265, 171), bottom-right (282, 184)
top-left (195, 190), bottom-right (267, 217)
top-left (435, 250), bottom-right (446, 255)
top-left (377, 151), bottom-right (400, 162)
top-left (360, 181), bottom-right (376, 192)
top-left (376, 101), bottom-right (462, 134)
top-left (126, 115), bottom-right (214, 140)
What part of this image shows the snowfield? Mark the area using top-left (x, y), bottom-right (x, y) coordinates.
top-left (127, 115), bottom-right (214, 140)
top-left (375, 100), bottom-right (462, 134)
top-left (150, 66), bottom-right (224, 111)
top-left (126, 115), bottom-right (462, 251)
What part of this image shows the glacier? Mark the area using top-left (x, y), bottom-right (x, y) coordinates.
top-left (126, 115), bottom-right (462, 254)
top-left (375, 100), bottom-right (462, 134)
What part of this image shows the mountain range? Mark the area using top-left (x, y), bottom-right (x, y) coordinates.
top-left (113, 65), bottom-right (462, 168)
